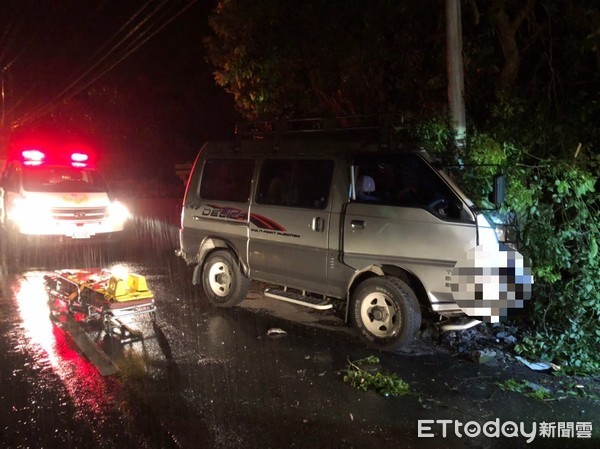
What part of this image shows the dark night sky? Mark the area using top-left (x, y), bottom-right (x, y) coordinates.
top-left (1, 1), bottom-right (237, 175)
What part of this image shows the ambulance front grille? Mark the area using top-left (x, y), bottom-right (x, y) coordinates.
top-left (51, 207), bottom-right (107, 222)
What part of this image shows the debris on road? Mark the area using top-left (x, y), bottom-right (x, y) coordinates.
top-left (515, 356), bottom-right (552, 372)
top-left (473, 349), bottom-right (497, 364)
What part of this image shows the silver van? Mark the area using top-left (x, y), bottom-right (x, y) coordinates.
top-left (178, 119), bottom-right (531, 350)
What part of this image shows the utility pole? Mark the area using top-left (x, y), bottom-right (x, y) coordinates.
top-left (446, 0), bottom-right (467, 155)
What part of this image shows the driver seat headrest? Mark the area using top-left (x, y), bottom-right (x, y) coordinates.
top-left (357, 175), bottom-right (376, 193)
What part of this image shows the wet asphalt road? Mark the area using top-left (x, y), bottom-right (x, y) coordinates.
top-left (0, 199), bottom-right (598, 449)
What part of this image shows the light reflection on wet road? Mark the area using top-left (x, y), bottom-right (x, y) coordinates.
top-left (1, 207), bottom-right (597, 448)
top-left (1, 214), bottom-right (416, 448)
top-left (0, 214), bottom-right (189, 448)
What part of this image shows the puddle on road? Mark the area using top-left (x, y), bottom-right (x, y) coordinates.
top-left (0, 214), bottom-right (191, 446)
top-left (12, 273), bottom-right (124, 415)
top-left (0, 270), bottom-right (143, 447)
top-left (3, 262), bottom-right (184, 445)
top-left (2, 214), bottom-right (183, 380)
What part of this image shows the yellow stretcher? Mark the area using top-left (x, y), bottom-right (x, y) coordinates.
top-left (43, 268), bottom-right (156, 342)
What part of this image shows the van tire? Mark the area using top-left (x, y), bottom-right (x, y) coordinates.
top-left (351, 276), bottom-right (421, 351)
top-left (201, 250), bottom-right (250, 307)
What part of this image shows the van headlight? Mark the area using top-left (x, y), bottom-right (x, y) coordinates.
top-left (107, 200), bottom-right (131, 224)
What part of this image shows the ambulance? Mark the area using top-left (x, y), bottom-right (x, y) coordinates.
top-left (0, 136), bottom-right (130, 250)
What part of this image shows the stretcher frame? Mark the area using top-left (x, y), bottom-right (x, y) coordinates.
top-left (44, 268), bottom-right (156, 343)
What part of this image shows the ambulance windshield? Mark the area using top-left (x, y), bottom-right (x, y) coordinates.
top-left (22, 166), bottom-right (108, 193)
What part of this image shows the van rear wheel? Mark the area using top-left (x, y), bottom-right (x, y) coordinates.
top-left (351, 276), bottom-right (421, 351)
top-left (202, 250), bottom-right (250, 307)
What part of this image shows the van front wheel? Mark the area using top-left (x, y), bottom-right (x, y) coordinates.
top-left (202, 250), bottom-right (250, 307)
top-left (351, 276), bottom-right (421, 351)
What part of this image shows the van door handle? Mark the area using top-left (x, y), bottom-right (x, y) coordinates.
top-left (351, 220), bottom-right (365, 230)
top-left (311, 216), bottom-right (324, 232)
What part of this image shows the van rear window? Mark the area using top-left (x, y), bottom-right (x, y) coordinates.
top-left (256, 159), bottom-right (333, 209)
top-left (199, 158), bottom-right (255, 203)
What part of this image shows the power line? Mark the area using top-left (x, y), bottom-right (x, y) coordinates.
top-left (7, 0), bottom-right (198, 129)
top-left (50, 0), bottom-right (164, 107)
top-left (12, 0), bottom-right (165, 127)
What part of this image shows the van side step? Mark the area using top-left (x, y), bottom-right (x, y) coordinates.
top-left (264, 288), bottom-right (333, 310)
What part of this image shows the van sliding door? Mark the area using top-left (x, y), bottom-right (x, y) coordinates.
top-left (248, 158), bottom-right (334, 295)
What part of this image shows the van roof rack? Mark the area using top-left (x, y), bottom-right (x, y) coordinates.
top-left (235, 114), bottom-right (412, 135)
top-left (234, 114), bottom-right (416, 149)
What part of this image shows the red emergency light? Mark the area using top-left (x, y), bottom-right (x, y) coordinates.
top-left (9, 140), bottom-right (95, 168)
top-left (71, 152), bottom-right (89, 162)
top-left (70, 152), bottom-right (90, 167)
top-left (21, 149), bottom-right (46, 166)
top-left (18, 148), bottom-right (92, 167)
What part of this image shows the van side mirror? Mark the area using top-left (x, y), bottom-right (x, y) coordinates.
top-left (491, 174), bottom-right (506, 206)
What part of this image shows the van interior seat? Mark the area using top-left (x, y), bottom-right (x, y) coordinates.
top-left (357, 175), bottom-right (376, 194)
top-left (357, 175), bottom-right (379, 201)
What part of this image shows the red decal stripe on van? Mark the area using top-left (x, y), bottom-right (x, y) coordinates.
top-left (250, 213), bottom-right (286, 231)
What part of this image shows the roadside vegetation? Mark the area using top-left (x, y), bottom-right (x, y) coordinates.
top-left (205, 0), bottom-right (599, 375)
top-left (497, 378), bottom-right (600, 402)
top-left (342, 356), bottom-right (412, 397)
top-left (417, 116), bottom-right (600, 376)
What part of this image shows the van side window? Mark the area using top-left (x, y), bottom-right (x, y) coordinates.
top-left (256, 159), bottom-right (333, 209)
top-left (354, 154), bottom-right (464, 220)
top-left (199, 158), bottom-right (255, 203)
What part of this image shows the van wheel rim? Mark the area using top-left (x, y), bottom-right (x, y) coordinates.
top-left (208, 262), bottom-right (232, 297)
top-left (360, 292), bottom-right (400, 337)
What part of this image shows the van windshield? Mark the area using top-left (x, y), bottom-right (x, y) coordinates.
top-left (352, 153), bottom-right (470, 221)
top-left (22, 166), bottom-right (109, 193)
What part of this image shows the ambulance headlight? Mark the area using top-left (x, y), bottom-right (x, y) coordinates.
top-left (10, 198), bottom-right (53, 230)
top-left (107, 201), bottom-right (131, 224)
